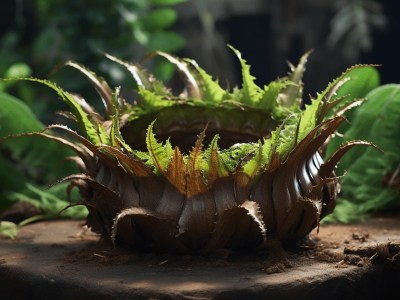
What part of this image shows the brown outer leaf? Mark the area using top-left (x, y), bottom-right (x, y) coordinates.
top-left (270, 117), bottom-right (345, 237)
top-left (178, 191), bottom-right (216, 250)
top-left (155, 182), bottom-right (185, 222)
top-left (234, 172), bottom-right (251, 206)
top-left (251, 151), bottom-right (281, 232)
top-left (99, 144), bottom-right (153, 177)
top-left (111, 207), bottom-right (189, 253)
top-left (212, 177), bottom-right (236, 216)
top-left (45, 125), bottom-right (110, 163)
top-left (56, 174), bottom-right (119, 201)
top-left (6, 130), bottom-right (95, 172)
top-left (319, 140), bottom-right (382, 178)
top-left (205, 201), bottom-right (266, 252)
top-left (64, 60), bottom-right (114, 116)
top-left (57, 173), bottom-right (123, 237)
top-left (136, 176), bottom-right (165, 211)
top-left (275, 198), bottom-right (321, 240)
top-left (272, 159), bottom-right (302, 231)
top-left (115, 169), bottom-right (141, 208)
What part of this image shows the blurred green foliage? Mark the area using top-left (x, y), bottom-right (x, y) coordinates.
top-left (0, 0), bottom-right (185, 219)
top-left (0, 91), bottom-right (86, 217)
top-left (1, 0), bottom-right (186, 97)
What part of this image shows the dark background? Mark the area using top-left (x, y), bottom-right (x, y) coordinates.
top-left (1, 0), bottom-right (399, 103)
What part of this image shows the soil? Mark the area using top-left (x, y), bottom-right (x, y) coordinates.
top-left (0, 214), bottom-right (399, 299)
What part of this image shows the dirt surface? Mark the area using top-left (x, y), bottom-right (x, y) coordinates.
top-left (1, 215), bottom-right (399, 299)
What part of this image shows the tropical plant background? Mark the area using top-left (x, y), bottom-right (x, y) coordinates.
top-left (0, 0), bottom-right (187, 226)
top-left (1, 0), bottom-right (399, 237)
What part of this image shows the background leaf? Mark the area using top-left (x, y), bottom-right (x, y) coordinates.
top-left (147, 31), bottom-right (186, 52)
top-left (325, 84), bottom-right (400, 223)
top-left (0, 92), bottom-right (80, 215)
top-left (0, 221), bottom-right (18, 239)
top-left (142, 8), bottom-right (178, 30)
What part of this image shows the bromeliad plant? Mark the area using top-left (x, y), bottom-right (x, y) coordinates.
top-left (8, 46), bottom-right (375, 252)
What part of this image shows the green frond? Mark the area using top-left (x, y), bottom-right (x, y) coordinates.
top-left (188, 60), bottom-right (226, 103)
top-left (219, 143), bottom-right (258, 172)
top-left (276, 115), bottom-right (301, 158)
top-left (298, 98), bottom-right (320, 141)
top-left (137, 86), bottom-right (175, 111)
top-left (228, 45), bottom-right (261, 105)
top-left (258, 80), bottom-right (293, 116)
top-left (242, 140), bottom-right (264, 178)
top-left (109, 87), bottom-right (132, 151)
top-left (277, 51), bottom-right (310, 108)
top-left (146, 121), bottom-right (174, 173)
top-left (14, 78), bottom-right (104, 145)
top-left (203, 135), bottom-right (229, 183)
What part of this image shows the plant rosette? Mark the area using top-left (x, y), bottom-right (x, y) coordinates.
top-left (5, 46), bottom-right (377, 253)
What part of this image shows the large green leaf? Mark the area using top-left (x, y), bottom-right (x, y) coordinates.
top-left (325, 84), bottom-right (400, 223)
top-left (0, 92), bottom-right (76, 180)
top-left (0, 92), bottom-right (78, 211)
top-left (0, 91), bottom-right (43, 136)
top-left (334, 84), bottom-right (399, 175)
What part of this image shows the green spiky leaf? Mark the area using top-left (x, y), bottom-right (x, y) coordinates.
top-left (189, 61), bottom-right (226, 103)
top-left (228, 45), bottom-right (261, 105)
top-left (259, 80), bottom-right (292, 114)
top-left (13, 78), bottom-right (105, 145)
top-left (146, 121), bottom-right (173, 173)
top-left (242, 140), bottom-right (264, 178)
top-left (203, 135), bottom-right (229, 183)
top-left (138, 86), bottom-right (174, 111)
top-left (277, 52), bottom-right (310, 108)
